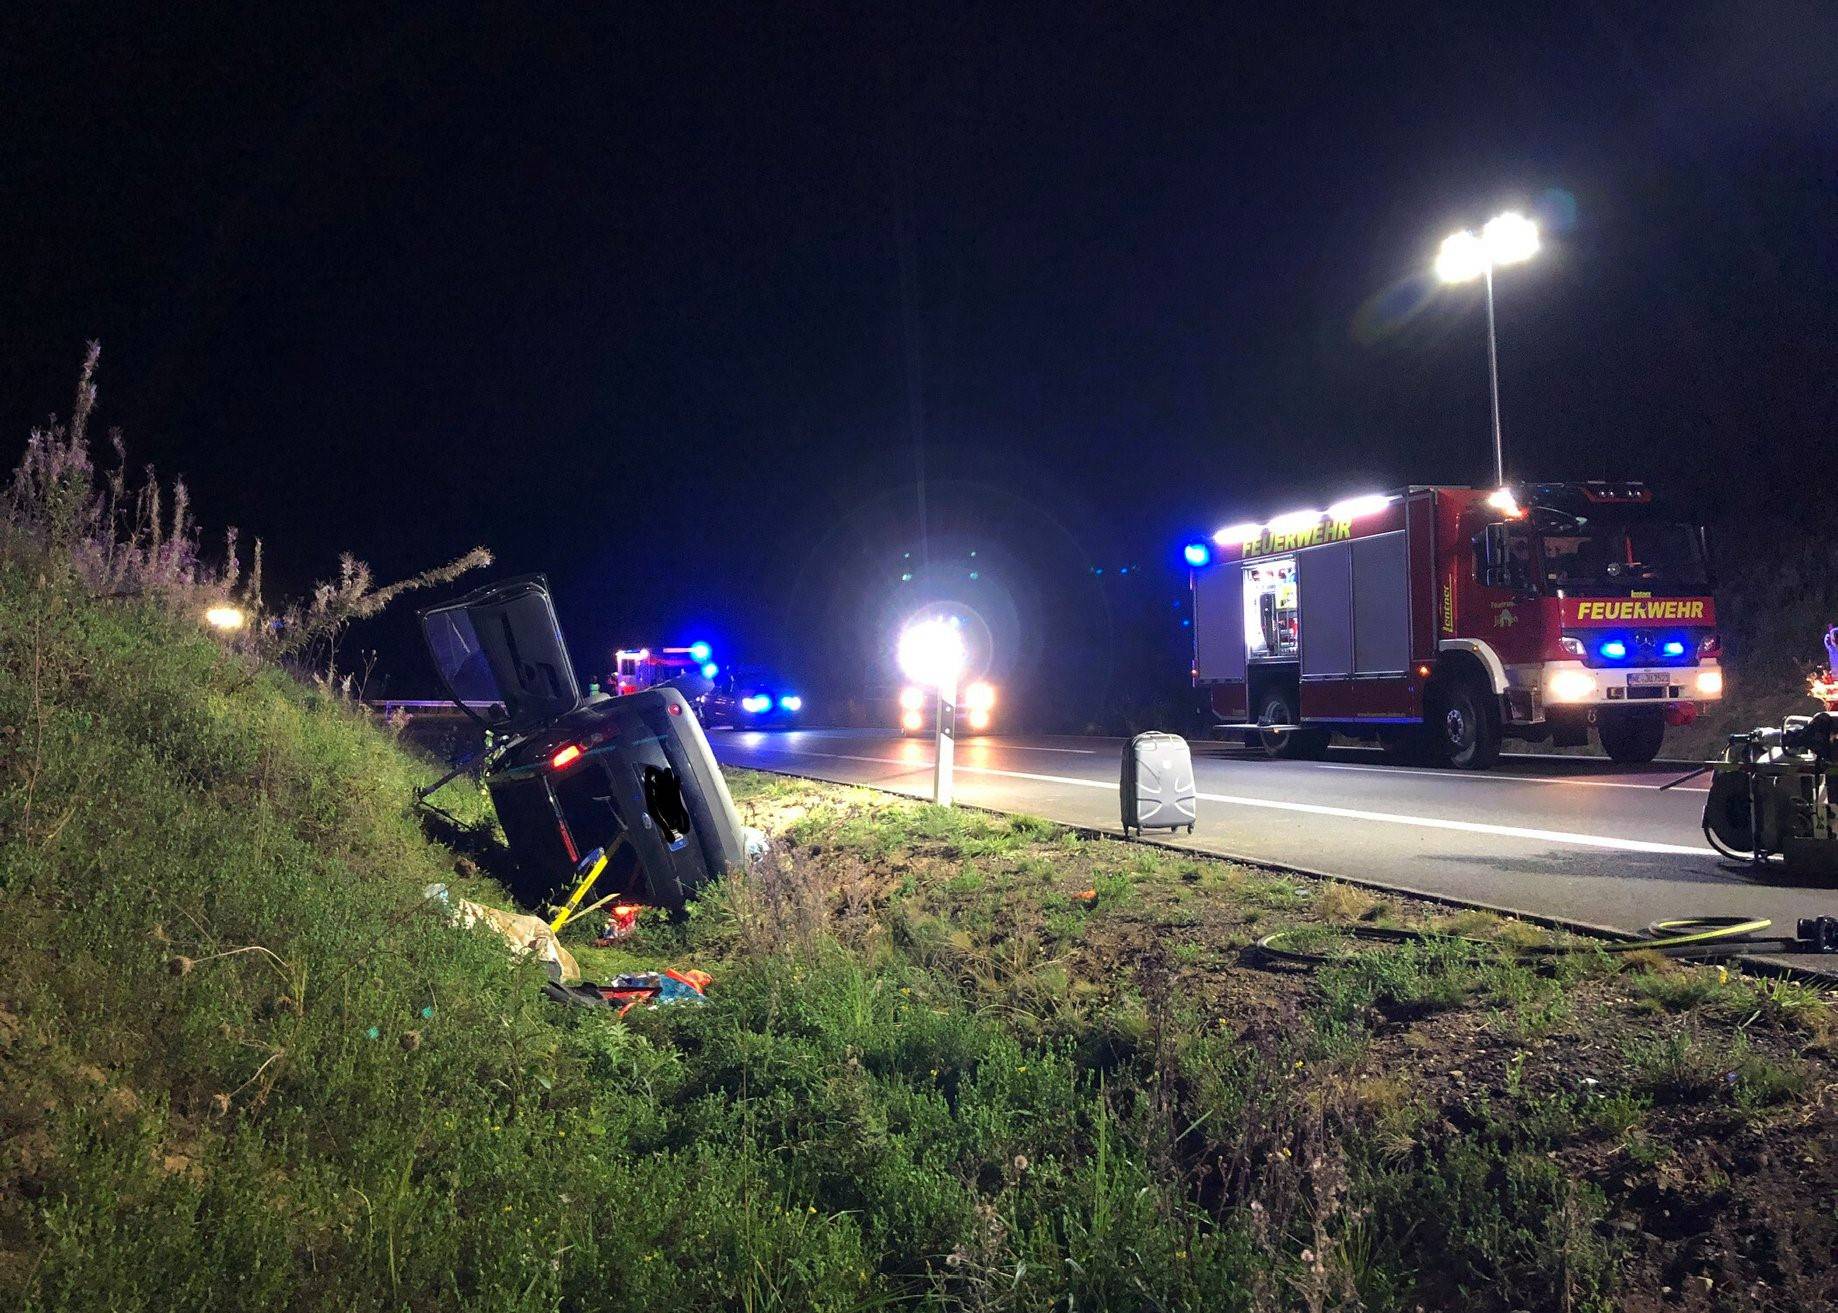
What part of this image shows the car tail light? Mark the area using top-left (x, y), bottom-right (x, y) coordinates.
top-left (550, 744), bottom-right (582, 769)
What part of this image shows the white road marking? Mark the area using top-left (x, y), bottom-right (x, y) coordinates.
top-left (971, 741), bottom-right (1098, 754)
top-left (1188, 790), bottom-right (1710, 856)
top-left (1291, 760), bottom-right (1710, 793)
top-left (732, 745), bottom-right (1714, 857)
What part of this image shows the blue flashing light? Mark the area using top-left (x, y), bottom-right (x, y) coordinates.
top-left (741, 694), bottom-right (772, 714)
top-left (1661, 640), bottom-right (1686, 658)
top-left (778, 695), bottom-right (802, 712)
top-left (1182, 542), bottom-right (1212, 568)
top-left (1599, 639), bottom-right (1628, 660)
top-left (687, 641), bottom-right (712, 664)
top-left (701, 662), bottom-right (720, 679)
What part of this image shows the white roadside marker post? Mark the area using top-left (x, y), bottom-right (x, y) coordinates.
top-left (897, 615), bottom-right (970, 809)
top-left (934, 672), bottom-right (956, 807)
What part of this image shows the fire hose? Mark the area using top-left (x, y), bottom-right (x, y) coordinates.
top-left (1252, 915), bottom-right (1821, 969)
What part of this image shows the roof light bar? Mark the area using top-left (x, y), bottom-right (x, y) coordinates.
top-left (1325, 493), bottom-right (1392, 520)
top-left (1264, 508), bottom-right (1325, 533)
top-left (1212, 521), bottom-right (1263, 546)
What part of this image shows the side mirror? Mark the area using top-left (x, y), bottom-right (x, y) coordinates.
top-left (1471, 525), bottom-right (1526, 591)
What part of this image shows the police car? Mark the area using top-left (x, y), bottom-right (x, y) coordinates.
top-left (699, 667), bottom-right (805, 730)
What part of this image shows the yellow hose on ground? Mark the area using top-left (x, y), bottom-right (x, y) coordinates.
top-left (1253, 916), bottom-right (1782, 968)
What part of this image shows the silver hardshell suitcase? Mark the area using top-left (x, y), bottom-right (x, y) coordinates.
top-left (1121, 732), bottom-right (1196, 835)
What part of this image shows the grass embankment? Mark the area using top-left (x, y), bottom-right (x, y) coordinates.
top-left (3, 565), bottom-right (1835, 1311)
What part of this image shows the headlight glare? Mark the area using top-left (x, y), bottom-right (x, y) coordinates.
top-left (1547, 670), bottom-right (1596, 702)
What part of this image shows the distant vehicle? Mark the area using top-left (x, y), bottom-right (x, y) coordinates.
top-left (611, 643), bottom-right (716, 696)
top-left (1188, 482), bottom-right (1723, 767)
top-left (699, 667), bottom-right (805, 730)
top-left (898, 679), bottom-right (997, 736)
top-left (418, 577), bottom-right (745, 911)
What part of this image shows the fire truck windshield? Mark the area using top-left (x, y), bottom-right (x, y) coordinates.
top-left (1536, 521), bottom-right (1708, 591)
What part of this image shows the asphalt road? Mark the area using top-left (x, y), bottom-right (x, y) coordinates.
top-left (711, 728), bottom-right (1838, 972)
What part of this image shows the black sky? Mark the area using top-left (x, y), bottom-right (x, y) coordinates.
top-left (4, 3), bottom-right (1834, 708)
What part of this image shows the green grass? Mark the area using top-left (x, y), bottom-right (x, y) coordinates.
top-left (3, 559), bottom-right (1834, 1311)
top-left (0, 565), bottom-right (1262, 1310)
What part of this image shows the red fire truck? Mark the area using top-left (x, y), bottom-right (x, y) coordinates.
top-left (611, 644), bottom-right (714, 696)
top-left (1189, 482), bottom-right (1723, 767)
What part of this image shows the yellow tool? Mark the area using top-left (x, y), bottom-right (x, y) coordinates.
top-left (549, 848), bottom-right (609, 932)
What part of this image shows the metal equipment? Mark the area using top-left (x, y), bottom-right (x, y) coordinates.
top-left (1698, 711), bottom-right (1838, 881)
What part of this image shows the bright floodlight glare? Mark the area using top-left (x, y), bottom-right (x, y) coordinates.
top-left (964, 681), bottom-right (996, 711)
top-left (1482, 211), bottom-right (1539, 266)
top-left (1212, 521), bottom-right (1263, 546)
top-left (898, 685), bottom-right (925, 712)
top-left (1435, 229), bottom-right (1488, 283)
top-left (1326, 493), bottom-right (1391, 520)
top-left (1265, 508), bottom-right (1324, 533)
top-left (1485, 486), bottom-right (1522, 517)
top-left (897, 617), bottom-right (968, 688)
top-left (204, 605), bottom-right (246, 631)
top-left (901, 709), bottom-right (925, 732)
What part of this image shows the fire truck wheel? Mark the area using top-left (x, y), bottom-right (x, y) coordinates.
top-left (1600, 710), bottom-right (1666, 764)
top-left (1433, 676), bottom-right (1502, 769)
top-left (1257, 690), bottom-right (1328, 760)
top-left (1377, 726), bottom-right (1433, 765)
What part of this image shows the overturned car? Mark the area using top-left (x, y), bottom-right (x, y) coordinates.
top-left (419, 575), bottom-right (746, 912)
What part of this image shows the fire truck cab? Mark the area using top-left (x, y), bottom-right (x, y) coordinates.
top-left (1190, 483), bottom-right (1723, 767)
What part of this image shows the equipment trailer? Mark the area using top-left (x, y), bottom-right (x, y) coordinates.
top-left (1189, 482), bottom-right (1724, 767)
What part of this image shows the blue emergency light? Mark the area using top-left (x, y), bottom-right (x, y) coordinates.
top-left (1182, 542), bottom-right (1211, 568)
top-left (1661, 640), bottom-right (1686, 658)
top-left (778, 695), bottom-right (802, 712)
top-left (701, 662), bottom-right (720, 679)
top-left (1599, 639), bottom-right (1628, 660)
top-left (688, 641), bottom-right (712, 664)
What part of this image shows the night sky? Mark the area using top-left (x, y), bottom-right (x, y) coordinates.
top-left (5, 4), bottom-right (1834, 719)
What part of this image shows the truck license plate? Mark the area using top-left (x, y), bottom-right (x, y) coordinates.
top-left (1627, 670), bottom-right (1670, 686)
